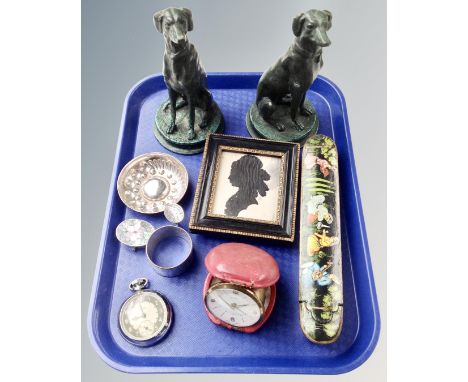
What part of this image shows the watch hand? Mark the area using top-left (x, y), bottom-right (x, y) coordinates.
top-left (138, 303), bottom-right (147, 318)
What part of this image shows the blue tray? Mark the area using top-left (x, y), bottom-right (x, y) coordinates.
top-left (87, 72), bottom-right (380, 374)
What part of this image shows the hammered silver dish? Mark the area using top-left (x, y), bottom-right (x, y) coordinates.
top-left (115, 219), bottom-right (155, 248)
top-left (117, 153), bottom-right (188, 214)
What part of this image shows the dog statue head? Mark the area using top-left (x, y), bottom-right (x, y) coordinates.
top-left (154, 7), bottom-right (193, 50)
top-left (292, 9), bottom-right (332, 48)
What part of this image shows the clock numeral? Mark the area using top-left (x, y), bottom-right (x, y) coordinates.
top-left (210, 298), bottom-right (216, 302)
top-left (230, 317), bottom-right (235, 322)
top-left (233, 290), bottom-right (239, 295)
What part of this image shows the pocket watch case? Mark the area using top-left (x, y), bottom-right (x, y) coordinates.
top-left (203, 242), bottom-right (280, 333)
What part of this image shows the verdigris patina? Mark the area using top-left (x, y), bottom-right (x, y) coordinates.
top-left (153, 7), bottom-right (223, 154)
top-left (247, 10), bottom-right (332, 144)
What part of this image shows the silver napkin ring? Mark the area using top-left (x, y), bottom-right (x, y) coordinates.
top-left (145, 225), bottom-right (193, 277)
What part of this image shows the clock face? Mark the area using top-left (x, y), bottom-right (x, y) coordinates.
top-left (205, 284), bottom-right (263, 327)
top-left (119, 291), bottom-right (169, 342)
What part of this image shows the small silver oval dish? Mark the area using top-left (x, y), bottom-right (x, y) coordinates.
top-left (117, 153), bottom-right (188, 214)
top-left (164, 203), bottom-right (185, 225)
top-left (115, 219), bottom-right (155, 248)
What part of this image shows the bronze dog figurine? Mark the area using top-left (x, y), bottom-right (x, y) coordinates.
top-left (154, 7), bottom-right (213, 140)
top-left (256, 10), bottom-right (332, 131)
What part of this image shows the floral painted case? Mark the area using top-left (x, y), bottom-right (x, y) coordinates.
top-left (299, 134), bottom-right (343, 344)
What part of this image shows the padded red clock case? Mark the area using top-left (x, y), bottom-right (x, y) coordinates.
top-left (203, 242), bottom-right (280, 333)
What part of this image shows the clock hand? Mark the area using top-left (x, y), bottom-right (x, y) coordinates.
top-left (215, 294), bottom-right (251, 316)
top-left (217, 295), bottom-right (247, 315)
top-left (234, 306), bottom-right (247, 315)
top-left (217, 294), bottom-right (233, 308)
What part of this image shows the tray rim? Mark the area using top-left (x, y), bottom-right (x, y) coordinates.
top-left (87, 72), bottom-right (380, 374)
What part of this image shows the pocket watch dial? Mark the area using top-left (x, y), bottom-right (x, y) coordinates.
top-left (119, 291), bottom-right (169, 341)
top-left (205, 284), bottom-right (263, 327)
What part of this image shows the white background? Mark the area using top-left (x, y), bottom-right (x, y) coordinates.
top-left (1, 1), bottom-right (467, 381)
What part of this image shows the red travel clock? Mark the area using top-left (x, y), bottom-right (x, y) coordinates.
top-left (203, 243), bottom-right (280, 333)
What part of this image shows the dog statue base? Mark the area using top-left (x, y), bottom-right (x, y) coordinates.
top-left (246, 99), bottom-right (318, 144)
top-left (154, 100), bottom-right (223, 155)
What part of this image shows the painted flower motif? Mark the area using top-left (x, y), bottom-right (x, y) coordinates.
top-left (307, 195), bottom-right (325, 213)
top-left (307, 234), bottom-right (321, 255)
top-left (311, 263), bottom-right (331, 286)
top-left (307, 230), bottom-right (339, 256)
top-left (301, 262), bottom-right (332, 287)
top-left (303, 154), bottom-right (332, 176)
top-left (308, 212), bottom-right (318, 224)
top-left (307, 195), bottom-right (333, 226)
top-left (317, 158), bottom-right (331, 177)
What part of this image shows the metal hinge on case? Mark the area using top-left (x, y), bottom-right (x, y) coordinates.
top-left (299, 301), bottom-right (343, 324)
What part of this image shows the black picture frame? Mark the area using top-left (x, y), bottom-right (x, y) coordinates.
top-left (189, 134), bottom-right (300, 242)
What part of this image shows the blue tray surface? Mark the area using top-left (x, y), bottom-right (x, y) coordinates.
top-left (88, 73), bottom-right (380, 374)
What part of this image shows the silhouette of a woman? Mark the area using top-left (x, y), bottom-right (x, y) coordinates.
top-left (224, 155), bottom-right (271, 217)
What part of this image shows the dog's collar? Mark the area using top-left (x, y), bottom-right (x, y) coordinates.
top-left (291, 42), bottom-right (320, 59)
top-left (165, 42), bottom-right (191, 59)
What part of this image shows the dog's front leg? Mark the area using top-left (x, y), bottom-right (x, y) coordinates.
top-left (290, 82), bottom-right (305, 130)
top-left (164, 97), bottom-right (187, 111)
top-left (167, 88), bottom-right (178, 134)
top-left (300, 93), bottom-right (313, 116)
top-left (187, 94), bottom-right (196, 140)
top-left (200, 89), bottom-right (213, 129)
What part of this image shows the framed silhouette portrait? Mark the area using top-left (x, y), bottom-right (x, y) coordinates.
top-left (189, 134), bottom-right (300, 242)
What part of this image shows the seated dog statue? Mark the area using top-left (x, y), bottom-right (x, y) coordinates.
top-left (154, 7), bottom-right (213, 140)
top-left (256, 10), bottom-right (332, 132)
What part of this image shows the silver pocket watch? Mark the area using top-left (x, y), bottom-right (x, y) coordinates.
top-left (118, 278), bottom-right (172, 346)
